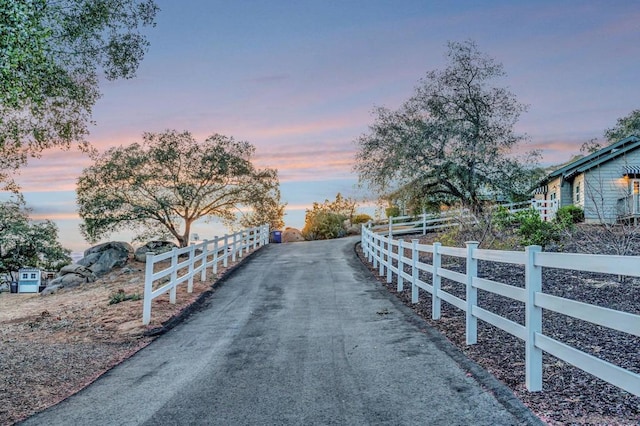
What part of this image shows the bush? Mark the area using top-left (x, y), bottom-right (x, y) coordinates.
top-left (555, 205), bottom-right (584, 224)
top-left (352, 213), bottom-right (373, 225)
top-left (109, 289), bottom-right (141, 305)
top-left (385, 206), bottom-right (400, 218)
top-left (302, 211), bottom-right (346, 240)
top-left (512, 208), bottom-right (570, 249)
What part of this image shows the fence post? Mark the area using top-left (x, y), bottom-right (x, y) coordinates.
top-left (187, 243), bottom-right (195, 293)
top-left (142, 252), bottom-right (155, 325)
top-left (432, 242), bottom-right (441, 319)
top-left (223, 235), bottom-right (229, 267)
top-left (252, 227), bottom-right (257, 250)
top-left (397, 240), bottom-right (404, 292)
top-left (372, 234), bottom-right (379, 269)
top-left (238, 233), bottom-right (244, 258)
top-left (422, 209), bottom-right (427, 235)
top-left (465, 241), bottom-right (479, 345)
top-left (367, 223), bottom-right (374, 262)
top-left (232, 233), bottom-right (237, 262)
top-left (212, 236), bottom-right (219, 275)
top-left (525, 245), bottom-right (543, 392)
top-left (170, 248), bottom-right (178, 304)
top-left (379, 235), bottom-right (386, 276)
top-left (386, 237), bottom-right (393, 284)
top-left (200, 239), bottom-right (209, 282)
top-left (411, 239), bottom-right (419, 303)
top-left (388, 216), bottom-right (393, 238)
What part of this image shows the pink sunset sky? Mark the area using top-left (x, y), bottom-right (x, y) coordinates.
top-left (7, 0), bottom-right (640, 252)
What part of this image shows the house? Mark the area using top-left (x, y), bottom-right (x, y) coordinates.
top-left (534, 135), bottom-right (640, 224)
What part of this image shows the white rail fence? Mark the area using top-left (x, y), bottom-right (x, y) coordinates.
top-left (371, 200), bottom-right (534, 237)
top-left (361, 224), bottom-right (640, 397)
top-left (143, 225), bottom-right (269, 325)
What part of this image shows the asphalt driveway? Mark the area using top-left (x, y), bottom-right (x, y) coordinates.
top-left (21, 236), bottom-right (541, 425)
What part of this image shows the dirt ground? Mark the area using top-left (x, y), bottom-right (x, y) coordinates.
top-left (0, 252), bottom-right (248, 425)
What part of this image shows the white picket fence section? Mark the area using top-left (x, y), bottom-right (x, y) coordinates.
top-left (361, 224), bottom-right (640, 397)
top-left (142, 225), bottom-right (269, 325)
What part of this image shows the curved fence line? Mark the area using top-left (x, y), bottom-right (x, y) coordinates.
top-left (361, 224), bottom-right (640, 397)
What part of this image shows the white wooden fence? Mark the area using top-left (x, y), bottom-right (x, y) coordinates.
top-left (142, 225), bottom-right (269, 325)
top-left (531, 199), bottom-right (559, 221)
top-left (372, 201), bottom-right (533, 237)
top-left (361, 224), bottom-right (640, 397)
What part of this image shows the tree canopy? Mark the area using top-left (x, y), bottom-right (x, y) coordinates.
top-left (355, 40), bottom-right (539, 213)
top-left (77, 130), bottom-right (282, 247)
top-left (0, 197), bottom-right (71, 277)
top-left (605, 109), bottom-right (640, 142)
top-left (238, 187), bottom-right (287, 231)
top-left (0, 0), bottom-right (158, 191)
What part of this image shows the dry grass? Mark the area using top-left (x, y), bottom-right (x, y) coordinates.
top-left (0, 252), bottom-right (249, 425)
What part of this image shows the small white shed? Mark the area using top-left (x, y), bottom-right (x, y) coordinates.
top-left (18, 268), bottom-right (41, 293)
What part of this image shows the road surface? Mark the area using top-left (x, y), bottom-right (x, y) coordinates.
top-left (21, 237), bottom-right (541, 425)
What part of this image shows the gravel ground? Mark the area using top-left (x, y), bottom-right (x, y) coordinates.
top-left (357, 225), bottom-right (640, 425)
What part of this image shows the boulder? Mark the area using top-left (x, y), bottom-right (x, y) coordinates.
top-left (282, 228), bottom-right (305, 243)
top-left (134, 241), bottom-right (178, 262)
top-left (78, 241), bottom-right (133, 276)
top-left (59, 263), bottom-right (95, 279)
top-left (41, 284), bottom-right (62, 296)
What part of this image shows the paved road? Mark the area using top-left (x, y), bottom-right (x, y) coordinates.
top-left (22, 237), bottom-right (541, 425)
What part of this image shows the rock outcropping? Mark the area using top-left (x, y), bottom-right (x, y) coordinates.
top-left (42, 242), bottom-right (133, 295)
top-left (134, 241), bottom-right (178, 262)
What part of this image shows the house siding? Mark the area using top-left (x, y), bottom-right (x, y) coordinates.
top-left (582, 150), bottom-right (640, 223)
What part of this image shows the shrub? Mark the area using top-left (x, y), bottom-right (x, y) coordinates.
top-left (352, 213), bottom-right (373, 225)
top-left (109, 289), bottom-right (142, 305)
top-left (513, 208), bottom-right (566, 249)
top-left (302, 211), bottom-right (346, 240)
top-left (555, 205), bottom-right (584, 224)
top-left (385, 206), bottom-right (400, 218)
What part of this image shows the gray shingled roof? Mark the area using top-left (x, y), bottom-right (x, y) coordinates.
top-left (544, 135), bottom-right (640, 182)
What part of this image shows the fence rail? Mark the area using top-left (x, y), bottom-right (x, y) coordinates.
top-left (372, 200), bottom-right (553, 237)
top-left (360, 224), bottom-right (640, 397)
top-left (142, 225), bottom-right (269, 325)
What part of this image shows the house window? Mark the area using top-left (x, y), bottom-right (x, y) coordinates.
top-left (31, 273), bottom-right (37, 279)
top-left (21, 273), bottom-right (28, 280)
top-left (575, 183), bottom-right (580, 203)
top-left (550, 192), bottom-right (556, 201)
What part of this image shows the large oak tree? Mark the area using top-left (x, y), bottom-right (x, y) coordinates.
top-left (0, 0), bottom-right (158, 191)
top-left (77, 130), bottom-right (283, 247)
top-left (355, 41), bottom-right (538, 213)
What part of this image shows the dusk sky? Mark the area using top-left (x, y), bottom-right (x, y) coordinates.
top-left (9, 0), bottom-right (640, 252)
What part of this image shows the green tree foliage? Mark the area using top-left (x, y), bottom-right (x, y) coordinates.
top-left (605, 109), bottom-right (640, 142)
top-left (0, 197), bottom-right (71, 276)
top-left (0, 0), bottom-right (159, 190)
top-left (239, 187), bottom-right (287, 231)
top-left (301, 193), bottom-right (357, 240)
top-left (77, 130), bottom-right (281, 247)
top-left (355, 40), bottom-right (539, 214)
